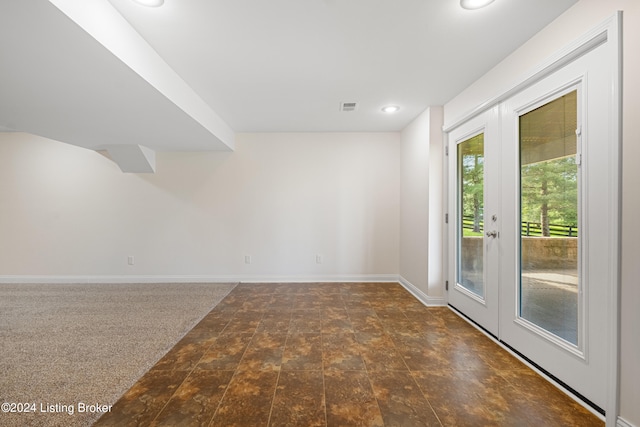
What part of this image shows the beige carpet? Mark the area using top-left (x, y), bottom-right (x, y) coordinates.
top-left (0, 282), bottom-right (236, 427)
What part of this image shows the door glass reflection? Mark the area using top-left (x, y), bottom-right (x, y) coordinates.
top-left (458, 133), bottom-right (484, 298)
top-left (519, 90), bottom-right (579, 345)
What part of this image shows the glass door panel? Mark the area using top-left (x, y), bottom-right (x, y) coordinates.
top-left (519, 90), bottom-right (579, 345)
top-left (458, 134), bottom-right (485, 298)
top-left (448, 108), bottom-right (500, 336)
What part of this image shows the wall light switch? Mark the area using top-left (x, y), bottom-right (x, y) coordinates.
top-left (316, 254), bottom-right (323, 264)
top-left (245, 255), bottom-right (252, 264)
top-left (128, 256), bottom-right (135, 265)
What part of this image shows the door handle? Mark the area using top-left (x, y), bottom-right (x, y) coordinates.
top-left (486, 230), bottom-right (498, 238)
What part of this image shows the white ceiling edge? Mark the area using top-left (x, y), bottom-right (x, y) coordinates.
top-left (49, 0), bottom-right (235, 151)
top-left (0, 0), bottom-right (234, 168)
top-left (105, 144), bottom-right (156, 173)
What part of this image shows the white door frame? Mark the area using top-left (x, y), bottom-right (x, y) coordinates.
top-left (442, 13), bottom-right (621, 425)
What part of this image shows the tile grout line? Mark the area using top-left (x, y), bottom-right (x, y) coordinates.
top-left (362, 346), bottom-right (385, 425)
top-left (342, 292), bottom-right (386, 425)
top-left (206, 292), bottom-right (266, 427)
top-left (148, 286), bottom-right (239, 426)
top-left (190, 306), bottom-right (239, 427)
top-left (370, 289), bottom-right (446, 427)
top-left (395, 307), bottom-right (445, 427)
top-left (320, 326), bottom-right (329, 427)
top-left (265, 307), bottom-right (292, 427)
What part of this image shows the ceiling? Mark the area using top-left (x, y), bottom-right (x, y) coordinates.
top-left (0, 0), bottom-right (577, 169)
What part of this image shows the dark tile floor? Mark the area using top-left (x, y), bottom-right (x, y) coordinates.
top-left (94, 282), bottom-right (602, 426)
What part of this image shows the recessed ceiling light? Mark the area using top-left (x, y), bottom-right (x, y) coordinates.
top-left (381, 105), bottom-right (400, 114)
top-left (460, 0), bottom-right (495, 10)
top-left (132, 0), bottom-right (164, 7)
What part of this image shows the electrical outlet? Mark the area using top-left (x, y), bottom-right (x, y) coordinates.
top-left (244, 255), bottom-right (252, 264)
top-left (316, 254), bottom-right (323, 264)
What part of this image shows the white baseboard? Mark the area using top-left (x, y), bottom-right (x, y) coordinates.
top-left (0, 275), bottom-right (241, 284)
top-left (399, 276), bottom-right (447, 306)
top-left (0, 274), bottom-right (400, 284)
top-left (238, 274), bottom-right (399, 283)
top-left (618, 417), bottom-right (637, 427)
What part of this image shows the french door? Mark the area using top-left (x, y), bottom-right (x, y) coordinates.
top-left (447, 28), bottom-right (619, 414)
top-left (447, 107), bottom-right (501, 337)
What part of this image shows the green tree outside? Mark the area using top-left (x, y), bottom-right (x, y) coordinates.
top-left (460, 147), bottom-right (578, 238)
top-left (521, 156), bottom-right (578, 236)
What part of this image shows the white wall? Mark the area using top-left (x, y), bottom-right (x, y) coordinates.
top-left (400, 109), bottom-right (430, 292)
top-left (400, 107), bottom-right (444, 304)
top-left (444, 1), bottom-right (639, 425)
top-left (0, 132), bottom-right (400, 282)
top-left (427, 107), bottom-right (444, 299)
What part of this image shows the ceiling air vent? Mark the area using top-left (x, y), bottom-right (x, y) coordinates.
top-left (340, 102), bottom-right (358, 112)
